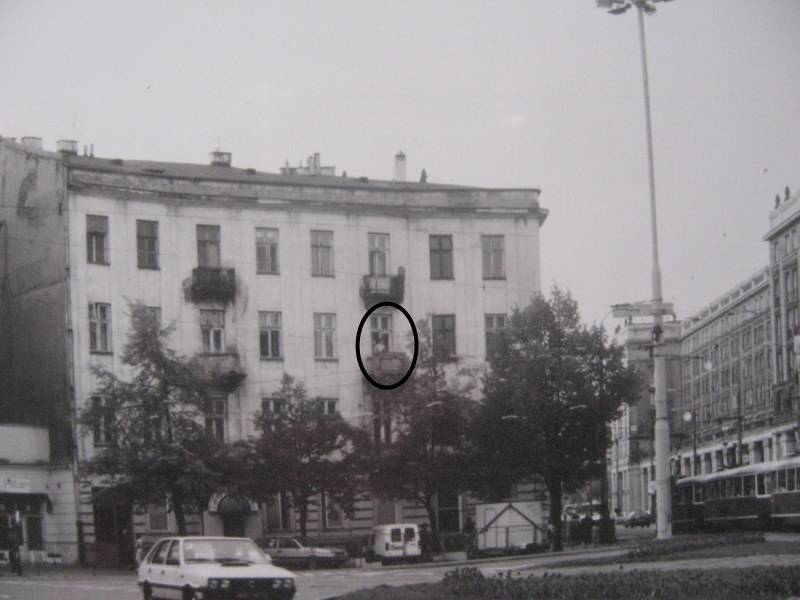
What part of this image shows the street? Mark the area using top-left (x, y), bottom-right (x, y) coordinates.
top-left (0, 553), bottom-right (617, 600)
top-left (0, 528), bottom-right (650, 600)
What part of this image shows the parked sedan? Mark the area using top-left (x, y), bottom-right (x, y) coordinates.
top-left (256, 537), bottom-right (347, 569)
top-left (621, 510), bottom-right (652, 528)
top-left (137, 536), bottom-right (296, 600)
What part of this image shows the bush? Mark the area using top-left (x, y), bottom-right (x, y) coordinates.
top-left (624, 532), bottom-right (764, 562)
top-left (441, 564), bottom-right (800, 599)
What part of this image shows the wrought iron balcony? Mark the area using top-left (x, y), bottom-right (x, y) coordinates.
top-left (192, 352), bottom-right (246, 393)
top-left (190, 267), bottom-right (236, 304)
top-left (360, 267), bottom-right (405, 308)
top-left (365, 351), bottom-right (410, 386)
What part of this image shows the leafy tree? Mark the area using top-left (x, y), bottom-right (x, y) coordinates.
top-left (369, 321), bottom-right (477, 549)
top-left (245, 374), bottom-right (369, 543)
top-left (81, 302), bottom-right (229, 535)
top-left (470, 288), bottom-right (640, 551)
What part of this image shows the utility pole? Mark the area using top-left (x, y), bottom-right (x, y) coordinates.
top-left (598, 0), bottom-right (675, 540)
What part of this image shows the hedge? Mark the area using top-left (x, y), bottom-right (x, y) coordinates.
top-left (441, 565), bottom-right (800, 599)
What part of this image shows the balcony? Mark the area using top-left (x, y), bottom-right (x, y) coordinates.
top-left (360, 267), bottom-right (405, 308)
top-left (192, 353), bottom-right (246, 393)
top-left (365, 351), bottom-right (410, 386)
top-left (190, 267), bottom-right (236, 304)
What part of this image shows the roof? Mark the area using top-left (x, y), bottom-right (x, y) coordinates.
top-left (63, 154), bottom-right (540, 195)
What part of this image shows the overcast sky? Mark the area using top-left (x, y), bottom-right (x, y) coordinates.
top-left (2, 0), bottom-right (799, 327)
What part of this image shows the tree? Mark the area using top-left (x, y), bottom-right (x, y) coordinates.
top-left (245, 374), bottom-right (368, 543)
top-left (470, 288), bottom-right (640, 551)
top-left (81, 302), bottom-right (228, 535)
top-left (369, 321), bottom-right (477, 550)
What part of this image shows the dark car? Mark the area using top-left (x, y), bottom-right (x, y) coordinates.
top-left (256, 537), bottom-right (347, 569)
top-left (621, 510), bottom-right (652, 528)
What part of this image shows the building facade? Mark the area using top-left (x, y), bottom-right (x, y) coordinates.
top-left (0, 137), bottom-right (547, 564)
top-left (675, 268), bottom-right (773, 476)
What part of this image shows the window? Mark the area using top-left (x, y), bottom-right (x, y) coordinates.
top-left (370, 312), bottom-right (392, 354)
top-left (200, 309), bottom-right (225, 354)
top-left (91, 396), bottom-right (114, 446)
top-left (482, 235), bottom-right (505, 279)
top-left (485, 314), bottom-right (506, 358)
top-left (256, 227), bottom-right (279, 274)
top-left (432, 314), bottom-right (456, 360)
top-left (315, 398), bottom-right (338, 416)
top-left (259, 312), bottom-right (282, 359)
top-left (314, 313), bottom-right (337, 359)
top-left (311, 230), bottom-right (334, 276)
top-left (205, 397), bottom-right (226, 442)
top-left (429, 235), bottom-right (453, 280)
top-left (136, 220), bottom-right (159, 269)
top-left (368, 233), bottom-right (390, 276)
top-left (197, 225), bottom-right (221, 268)
top-left (89, 303), bottom-right (112, 353)
top-left (86, 215), bottom-right (109, 265)
top-left (148, 502), bottom-right (168, 531)
top-left (321, 492), bottom-right (343, 529)
top-left (151, 540), bottom-right (170, 564)
top-left (166, 540), bottom-right (180, 565)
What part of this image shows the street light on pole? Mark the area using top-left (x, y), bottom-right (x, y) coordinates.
top-left (597, 0), bottom-right (674, 539)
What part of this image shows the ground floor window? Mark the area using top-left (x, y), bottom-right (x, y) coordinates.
top-left (26, 515), bottom-right (43, 550)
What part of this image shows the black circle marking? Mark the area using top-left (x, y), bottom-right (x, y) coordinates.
top-left (355, 301), bottom-right (418, 390)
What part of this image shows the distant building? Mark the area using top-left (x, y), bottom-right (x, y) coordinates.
top-left (608, 317), bottom-right (682, 516)
top-left (674, 268), bottom-right (772, 477)
top-left (0, 137), bottom-right (547, 565)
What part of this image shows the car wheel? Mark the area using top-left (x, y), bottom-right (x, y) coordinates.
top-left (182, 587), bottom-right (198, 600)
top-left (142, 583), bottom-right (153, 600)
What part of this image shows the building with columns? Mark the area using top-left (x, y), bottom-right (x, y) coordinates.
top-left (0, 136), bottom-right (547, 565)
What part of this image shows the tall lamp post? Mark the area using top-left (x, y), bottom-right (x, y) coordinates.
top-left (597, 0), bottom-right (675, 539)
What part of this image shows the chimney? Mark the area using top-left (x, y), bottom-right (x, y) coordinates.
top-left (21, 136), bottom-right (43, 150)
top-left (56, 139), bottom-right (78, 155)
top-left (393, 150), bottom-right (406, 183)
top-left (210, 150), bottom-right (232, 167)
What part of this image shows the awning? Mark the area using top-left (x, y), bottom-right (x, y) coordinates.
top-left (0, 493), bottom-right (53, 514)
top-left (208, 493), bottom-right (258, 515)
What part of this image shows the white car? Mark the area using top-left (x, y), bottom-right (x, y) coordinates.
top-left (137, 536), bottom-right (296, 600)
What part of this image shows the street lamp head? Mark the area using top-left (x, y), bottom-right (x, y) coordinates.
top-left (501, 414), bottom-right (521, 422)
top-left (683, 410), bottom-right (693, 423)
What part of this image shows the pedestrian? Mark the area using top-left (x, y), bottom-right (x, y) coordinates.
top-left (463, 517), bottom-right (477, 557)
top-left (580, 513), bottom-right (593, 548)
top-left (419, 523), bottom-right (433, 562)
top-left (569, 514), bottom-right (580, 548)
top-left (135, 534), bottom-right (146, 567)
top-left (9, 517), bottom-right (23, 576)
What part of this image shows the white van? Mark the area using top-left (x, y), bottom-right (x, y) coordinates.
top-left (365, 523), bottom-right (421, 565)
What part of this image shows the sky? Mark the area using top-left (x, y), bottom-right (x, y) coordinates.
top-left (2, 0), bottom-right (799, 327)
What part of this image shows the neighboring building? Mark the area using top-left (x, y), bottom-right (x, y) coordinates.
top-left (0, 137), bottom-right (547, 565)
top-left (675, 268), bottom-right (773, 478)
top-left (764, 187), bottom-right (800, 432)
top-left (0, 424), bottom-right (77, 564)
top-left (608, 317), bottom-right (682, 516)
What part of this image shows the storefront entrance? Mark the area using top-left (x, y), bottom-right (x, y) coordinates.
top-left (91, 489), bottom-right (133, 568)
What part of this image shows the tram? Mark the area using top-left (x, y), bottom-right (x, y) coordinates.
top-left (673, 454), bottom-right (800, 533)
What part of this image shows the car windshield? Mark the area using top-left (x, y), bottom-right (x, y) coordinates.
top-left (183, 539), bottom-right (270, 564)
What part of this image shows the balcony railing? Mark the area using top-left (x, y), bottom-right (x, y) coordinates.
top-left (365, 351), bottom-right (409, 386)
top-left (192, 353), bottom-right (246, 393)
top-left (360, 267), bottom-right (405, 308)
top-left (190, 267), bottom-right (236, 304)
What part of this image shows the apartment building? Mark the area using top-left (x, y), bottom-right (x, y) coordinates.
top-left (0, 136), bottom-right (547, 565)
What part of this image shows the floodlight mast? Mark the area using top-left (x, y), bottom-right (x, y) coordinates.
top-left (597, 0), bottom-right (675, 540)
